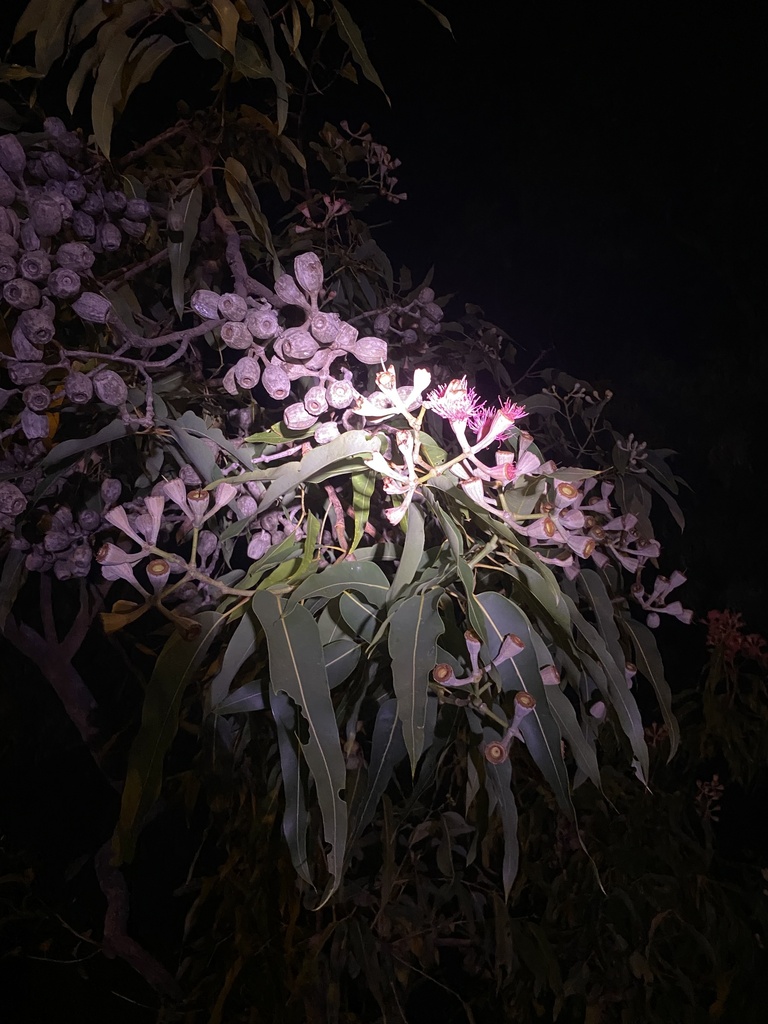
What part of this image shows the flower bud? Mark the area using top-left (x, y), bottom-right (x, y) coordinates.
top-left (0, 251), bottom-right (16, 281)
top-left (103, 190), bottom-right (127, 215)
top-left (146, 558), bottom-right (171, 593)
top-left (0, 481), bottom-right (27, 517)
top-left (72, 291), bottom-right (112, 322)
top-left (351, 336), bottom-right (387, 365)
top-left (314, 421), bottom-right (340, 444)
top-left (373, 313), bottom-right (390, 334)
top-left (186, 489), bottom-right (210, 528)
top-left (244, 308), bottom-right (279, 339)
top-left (303, 384), bottom-right (328, 416)
top-left (54, 131), bottom-right (82, 158)
top-left (423, 301), bottom-right (444, 322)
top-left (309, 311), bottom-right (341, 345)
top-left (63, 179), bottom-right (87, 205)
top-left (418, 287), bottom-right (435, 304)
top-left (28, 195), bottom-right (62, 237)
top-left (220, 320), bottom-right (253, 350)
top-left (22, 383), bottom-right (51, 412)
top-left (191, 288), bottom-right (221, 320)
top-left (283, 402), bottom-right (318, 431)
top-left (326, 378), bottom-right (356, 409)
top-left (237, 495), bottom-right (258, 517)
top-left (274, 273), bottom-right (308, 308)
top-left (124, 198), bottom-right (150, 221)
top-left (40, 150), bottom-right (70, 182)
top-left (119, 217), bottom-right (147, 239)
top-left (3, 278), bottom-right (40, 310)
top-left (247, 530), bottom-right (272, 561)
top-left (100, 478), bottom-right (122, 507)
top-left (293, 252), bottom-right (323, 299)
top-left (78, 509), bottom-right (102, 532)
top-left (97, 220), bottom-right (122, 252)
top-left (80, 191), bottom-right (104, 216)
top-left (197, 530), bottom-right (218, 561)
top-left (233, 356), bottom-right (261, 389)
top-left (55, 240), bottom-right (95, 273)
top-left (21, 407), bottom-right (49, 439)
top-left (0, 169), bottom-right (16, 206)
top-left (44, 530), bottom-right (71, 553)
top-left (261, 364), bottom-right (291, 401)
top-left (92, 368), bottom-right (127, 406)
top-left (64, 371), bottom-right (93, 404)
top-left (8, 362), bottom-right (47, 385)
top-left (281, 328), bottom-right (318, 362)
top-left (18, 250), bottom-right (51, 282)
top-left (0, 134), bottom-right (26, 178)
top-left (218, 292), bottom-right (248, 321)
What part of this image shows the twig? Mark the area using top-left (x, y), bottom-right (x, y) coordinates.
top-left (117, 121), bottom-right (189, 169)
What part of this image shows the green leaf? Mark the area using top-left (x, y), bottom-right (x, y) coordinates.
top-left (168, 184), bottom-right (203, 320)
top-left (18, 0), bottom-right (82, 74)
top-left (271, 690), bottom-right (312, 884)
top-left (625, 617), bottom-right (679, 759)
top-left (484, 740), bottom-right (519, 900)
top-left (390, 503), bottom-right (425, 599)
top-left (353, 698), bottom-right (407, 839)
top-left (91, 31), bottom-right (135, 158)
top-left (122, 33), bottom-right (177, 108)
top-left (207, 608), bottom-right (261, 711)
top-left (414, 0), bottom-right (454, 35)
top-left (234, 35), bottom-right (271, 79)
top-left (224, 157), bottom-right (280, 271)
top-left (286, 559), bottom-right (390, 610)
top-left (210, 0), bottom-right (240, 56)
top-left (389, 589), bottom-right (444, 773)
top-left (348, 470), bottom-right (375, 556)
top-left (113, 612), bottom-right (222, 863)
top-left (40, 419), bottom-right (130, 469)
top-left (257, 430), bottom-right (381, 511)
top-left (213, 680), bottom-right (266, 714)
top-left (332, 0), bottom-right (389, 103)
top-left (323, 638), bottom-right (361, 688)
top-left (339, 592), bottom-right (380, 643)
top-left (246, 0), bottom-right (289, 132)
top-left (250, 592), bottom-right (348, 901)
top-left (564, 594), bottom-right (649, 783)
top-left (476, 592), bottom-right (573, 816)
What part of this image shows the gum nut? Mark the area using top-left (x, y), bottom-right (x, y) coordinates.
top-left (293, 251), bottom-right (324, 296)
top-left (283, 402), bottom-right (318, 431)
top-left (63, 179), bottom-right (87, 205)
top-left (92, 368), bottom-right (127, 406)
top-left (64, 371), bottom-right (93, 404)
top-left (220, 320), bottom-right (253, 350)
top-left (72, 291), bottom-right (112, 322)
top-left (119, 217), bottom-right (147, 239)
top-left (218, 292), bottom-right (248, 321)
top-left (191, 289), bottom-right (221, 320)
top-left (309, 311), bottom-right (341, 345)
top-left (98, 221), bottom-right (122, 252)
top-left (0, 169), bottom-right (16, 206)
top-left (103, 190), bottom-right (127, 215)
top-left (0, 251), bottom-right (16, 281)
top-left (273, 273), bottom-right (308, 308)
top-left (72, 211), bottom-right (96, 239)
top-left (0, 481), bottom-right (27, 517)
top-left (56, 240), bottom-right (95, 272)
top-left (124, 197), bottom-right (150, 221)
top-left (18, 308), bottom-right (55, 345)
top-left (261, 364), bottom-right (291, 400)
top-left (244, 308), bottom-right (279, 339)
top-left (40, 151), bottom-right (70, 182)
top-left (0, 134), bottom-right (26, 177)
top-left (28, 195), bottom-right (62, 237)
top-left (281, 328), bottom-right (318, 362)
top-left (351, 336), bottom-right (388, 365)
top-left (18, 250), bottom-right (51, 281)
top-left (80, 191), bottom-right (104, 216)
top-left (47, 267), bottom-right (82, 300)
top-left (3, 278), bottom-right (41, 310)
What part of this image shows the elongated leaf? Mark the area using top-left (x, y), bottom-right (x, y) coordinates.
top-left (207, 608), bottom-right (261, 711)
top-left (246, 0), bottom-right (289, 131)
top-left (257, 430), bottom-right (381, 511)
top-left (564, 594), bottom-right (649, 783)
top-left (224, 156), bottom-right (279, 268)
top-left (390, 503), bottom-right (424, 599)
top-left (213, 680), bottom-right (266, 714)
top-left (271, 690), bottom-right (312, 883)
top-left (484, 736), bottom-right (519, 901)
top-left (389, 589), bottom-right (444, 773)
top-left (113, 612), bottom-right (222, 863)
top-left (210, 0), bottom-right (240, 55)
top-left (167, 184), bottom-right (203, 319)
top-left (40, 419), bottom-right (130, 469)
top-left (339, 592), bottom-right (380, 643)
top-left (14, 0), bottom-right (81, 73)
top-left (477, 592), bottom-right (573, 815)
top-left (625, 617), bottom-right (679, 759)
top-left (348, 469), bottom-right (374, 556)
top-left (286, 559), bottom-right (389, 610)
top-left (234, 35), bottom-right (271, 78)
top-left (122, 33), bottom-right (177, 108)
top-left (323, 638), bottom-right (360, 688)
top-left (332, 0), bottom-right (389, 102)
top-left (353, 698), bottom-right (407, 839)
top-left (250, 592), bottom-right (347, 900)
top-left (92, 32), bottom-right (135, 158)
top-left (579, 569), bottom-right (630, 687)
top-left (415, 0), bottom-right (454, 34)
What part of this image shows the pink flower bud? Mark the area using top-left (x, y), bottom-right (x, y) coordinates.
top-left (293, 252), bottom-right (324, 299)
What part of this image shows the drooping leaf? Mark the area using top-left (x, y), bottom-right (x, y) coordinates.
top-left (224, 157), bottom-right (280, 271)
top-left (257, 430), bottom-right (381, 512)
top-left (250, 592), bottom-right (347, 901)
top-left (213, 680), bottom-right (266, 714)
top-left (389, 589), bottom-right (444, 773)
top-left (332, 0), bottom-right (389, 103)
top-left (113, 612), bottom-right (222, 863)
top-left (286, 559), bottom-right (390, 610)
top-left (40, 419), bottom-right (130, 469)
top-left (625, 617), bottom-right (679, 759)
top-left (323, 638), bottom-right (361, 688)
top-left (15, 0), bottom-right (82, 74)
top-left (483, 736), bottom-right (519, 901)
top-left (246, 0), bottom-right (289, 131)
top-left (91, 31), bottom-right (135, 158)
top-left (390, 503), bottom-right (425, 599)
top-left (207, 608), bottom-right (261, 711)
top-left (415, 0), bottom-right (454, 35)
top-left (353, 698), bottom-right (407, 839)
top-left (271, 690), bottom-right (312, 884)
top-left (168, 184), bottom-right (203, 319)
top-left (348, 469), bottom-right (375, 556)
top-left (121, 33), bottom-right (177, 108)
top-left (210, 0), bottom-right (240, 55)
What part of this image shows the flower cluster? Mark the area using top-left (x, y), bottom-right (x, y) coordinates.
top-left (704, 609), bottom-right (768, 666)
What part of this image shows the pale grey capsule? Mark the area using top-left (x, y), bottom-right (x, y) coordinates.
top-left (326, 378), bottom-right (356, 409)
top-left (282, 402), bottom-right (318, 431)
top-left (124, 198), bottom-right (150, 221)
top-left (43, 117), bottom-right (67, 138)
top-left (22, 384), bottom-right (51, 412)
top-left (64, 371), bottom-right (93, 405)
top-left (3, 278), bottom-right (40, 309)
top-left (72, 292), bottom-right (112, 322)
top-left (103, 190), bottom-right (127, 215)
top-left (261, 363), bottom-right (291, 400)
top-left (373, 313), bottom-right (391, 334)
top-left (273, 273), bottom-right (309, 308)
top-left (244, 308), bottom-right (279, 339)
top-left (18, 308), bottom-right (55, 345)
top-left (332, 321), bottom-right (358, 351)
top-left (236, 495), bottom-right (258, 518)
top-left (56, 241), bottom-right (95, 272)
top-left (44, 530), bottom-right (71, 553)
top-left (18, 250), bottom-right (51, 282)
top-left (100, 478), bottom-right (122, 506)
top-left (98, 221), bottom-right (121, 252)
top-left (313, 421), bottom-right (340, 444)
top-left (0, 481), bottom-right (27, 516)
top-left (11, 325), bottom-right (44, 361)
top-left (19, 220), bottom-right (40, 252)
top-left (221, 366), bottom-right (239, 396)
top-left (418, 287), bottom-right (435, 304)
top-left (47, 267), bottom-right (81, 300)
top-left (0, 168), bottom-right (15, 206)
top-left (220, 320), bottom-right (253, 350)
top-left (218, 292), bottom-right (248, 321)
top-left (8, 362), bottom-right (47, 385)
top-left (54, 132), bottom-right (82, 159)
top-left (63, 179), bottom-right (87, 205)
top-left (281, 328), bottom-right (318, 363)
top-left (78, 509), bottom-right (102, 532)
top-left (233, 357), bottom-right (260, 389)
top-left (92, 368), bottom-right (127, 406)
top-left (72, 211), bottom-right (96, 239)
top-left (293, 252), bottom-right (323, 299)
top-left (80, 191), bottom-right (103, 216)
top-left (191, 289), bottom-right (221, 320)
top-left (0, 207), bottom-right (19, 237)
top-left (28, 195), bottom-right (62, 237)
top-left (40, 151), bottom-right (70, 182)
top-left (303, 384), bottom-right (328, 417)
top-left (0, 251), bottom-right (16, 282)
top-left (0, 134), bottom-right (26, 178)
top-left (309, 311), bottom-right (341, 345)
top-left (119, 217), bottom-right (146, 239)
top-left (424, 301), bottom-right (444, 322)
top-left (21, 407), bottom-right (49, 439)
top-left (351, 336), bottom-right (388, 365)
top-left (0, 230), bottom-right (17, 255)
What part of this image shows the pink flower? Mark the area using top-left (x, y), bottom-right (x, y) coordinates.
top-left (472, 399), bottom-right (526, 446)
top-left (425, 377), bottom-right (483, 447)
